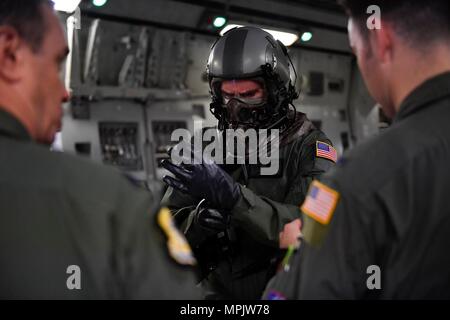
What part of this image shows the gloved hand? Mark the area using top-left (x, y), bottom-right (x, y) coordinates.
top-left (161, 158), bottom-right (241, 211)
top-left (183, 200), bottom-right (230, 248)
top-left (195, 207), bottom-right (229, 233)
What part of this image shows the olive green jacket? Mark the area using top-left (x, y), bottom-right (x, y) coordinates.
top-left (162, 113), bottom-right (335, 299)
top-left (0, 109), bottom-right (200, 299)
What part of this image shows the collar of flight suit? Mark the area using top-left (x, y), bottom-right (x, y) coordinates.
top-left (394, 71), bottom-right (450, 123)
top-left (0, 108), bottom-right (32, 141)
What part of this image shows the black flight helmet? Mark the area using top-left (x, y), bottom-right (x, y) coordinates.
top-left (207, 26), bottom-right (299, 130)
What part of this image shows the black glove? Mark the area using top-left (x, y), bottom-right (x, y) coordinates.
top-left (195, 207), bottom-right (229, 233)
top-left (161, 158), bottom-right (241, 211)
top-left (183, 201), bottom-right (229, 248)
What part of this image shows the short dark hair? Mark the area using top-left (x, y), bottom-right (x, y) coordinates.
top-left (339, 0), bottom-right (450, 46)
top-left (0, 0), bottom-right (53, 52)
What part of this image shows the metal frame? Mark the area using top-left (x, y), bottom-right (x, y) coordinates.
top-left (81, 10), bottom-right (353, 57)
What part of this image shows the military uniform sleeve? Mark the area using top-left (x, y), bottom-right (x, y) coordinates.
top-left (231, 130), bottom-right (336, 247)
top-left (262, 245), bottom-right (304, 300)
top-left (263, 175), bottom-right (380, 300)
top-left (112, 179), bottom-right (201, 299)
top-left (296, 177), bottom-right (380, 299)
top-left (285, 130), bottom-right (336, 205)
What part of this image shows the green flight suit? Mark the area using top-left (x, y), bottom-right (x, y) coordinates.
top-left (0, 109), bottom-right (200, 299)
top-left (162, 112), bottom-right (335, 299)
top-left (264, 72), bottom-right (450, 299)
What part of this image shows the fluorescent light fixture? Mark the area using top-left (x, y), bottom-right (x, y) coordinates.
top-left (93, 0), bottom-right (108, 7)
top-left (301, 31), bottom-right (313, 42)
top-left (220, 24), bottom-right (299, 46)
top-left (53, 0), bottom-right (82, 13)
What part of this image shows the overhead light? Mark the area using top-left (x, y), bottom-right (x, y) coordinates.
top-left (53, 0), bottom-right (81, 13)
top-left (213, 16), bottom-right (227, 28)
top-left (220, 24), bottom-right (299, 46)
top-left (93, 0), bottom-right (108, 7)
top-left (301, 31), bottom-right (313, 42)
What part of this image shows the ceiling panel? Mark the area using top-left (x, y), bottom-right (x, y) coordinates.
top-left (81, 0), bottom-right (205, 28)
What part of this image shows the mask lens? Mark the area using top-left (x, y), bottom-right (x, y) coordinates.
top-left (217, 79), bottom-right (266, 106)
top-left (222, 95), bottom-right (265, 106)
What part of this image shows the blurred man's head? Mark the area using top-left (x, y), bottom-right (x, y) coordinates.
top-left (0, 0), bottom-right (69, 144)
top-left (340, 0), bottom-right (450, 118)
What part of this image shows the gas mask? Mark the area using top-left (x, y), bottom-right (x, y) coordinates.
top-left (224, 98), bottom-right (264, 130)
top-left (211, 78), bottom-right (275, 131)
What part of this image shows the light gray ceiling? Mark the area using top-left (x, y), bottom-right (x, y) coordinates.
top-left (79, 0), bottom-right (351, 53)
top-left (80, 0), bottom-right (346, 31)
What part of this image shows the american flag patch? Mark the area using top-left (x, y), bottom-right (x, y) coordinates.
top-left (316, 141), bottom-right (337, 163)
top-left (301, 181), bottom-right (339, 225)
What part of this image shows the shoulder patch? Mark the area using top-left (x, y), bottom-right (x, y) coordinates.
top-left (157, 207), bottom-right (196, 266)
top-left (266, 290), bottom-right (287, 300)
top-left (301, 180), bottom-right (339, 225)
top-left (316, 141), bottom-right (337, 163)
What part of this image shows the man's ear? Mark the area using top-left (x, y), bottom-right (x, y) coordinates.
top-left (370, 20), bottom-right (394, 64)
top-left (0, 26), bottom-right (25, 82)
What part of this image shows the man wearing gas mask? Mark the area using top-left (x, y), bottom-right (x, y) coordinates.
top-left (160, 26), bottom-right (336, 299)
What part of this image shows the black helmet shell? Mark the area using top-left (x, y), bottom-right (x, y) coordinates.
top-left (207, 26), bottom-right (292, 91)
